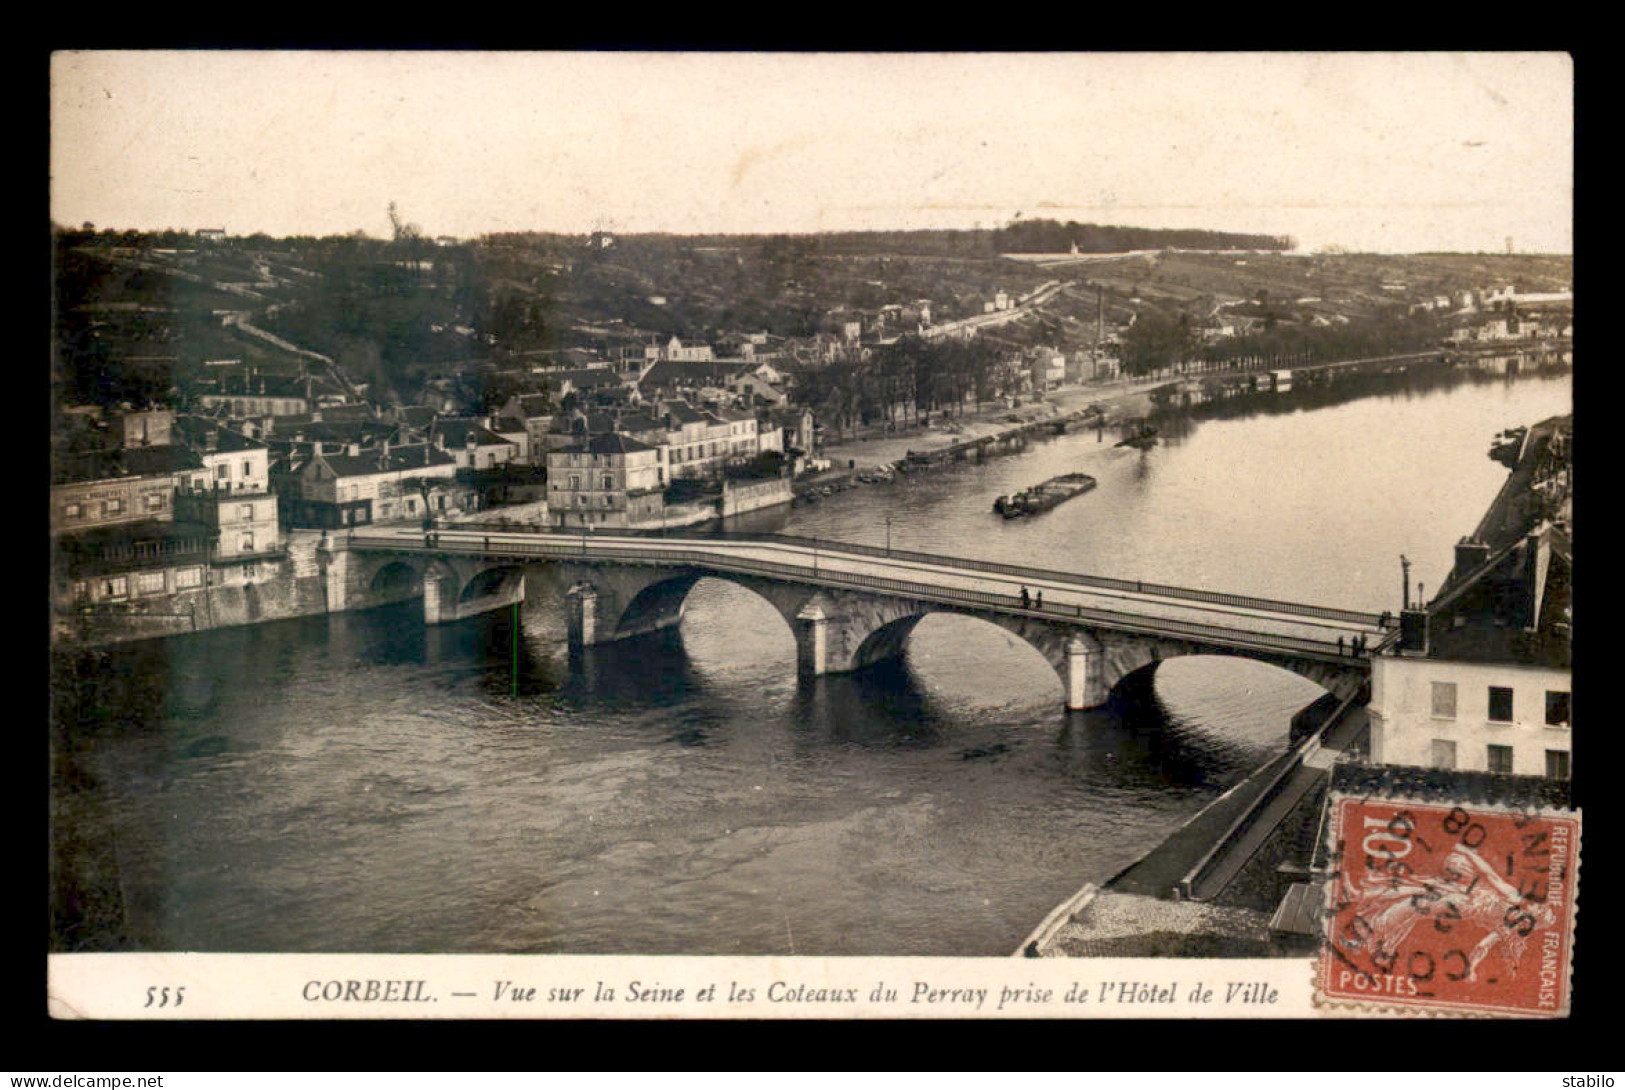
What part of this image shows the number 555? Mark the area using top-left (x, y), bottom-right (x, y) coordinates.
top-left (145, 986), bottom-right (185, 1008)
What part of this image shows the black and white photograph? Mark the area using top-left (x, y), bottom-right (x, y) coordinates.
top-left (47, 50), bottom-right (1575, 1020)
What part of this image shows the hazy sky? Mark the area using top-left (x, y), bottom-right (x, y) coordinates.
top-left (50, 51), bottom-right (1573, 253)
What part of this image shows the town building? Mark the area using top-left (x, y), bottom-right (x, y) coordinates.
top-left (661, 399), bottom-right (747, 480)
top-left (429, 418), bottom-right (521, 470)
top-left (546, 434), bottom-right (665, 528)
top-left (277, 441), bottom-right (464, 529)
top-left (498, 393), bottom-right (559, 465)
top-left (55, 519), bottom-right (219, 608)
top-left (1366, 415), bottom-right (1572, 784)
top-left (1367, 524), bottom-right (1571, 781)
top-left (643, 336), bottom-right (715, 363)
top-left (1028, 351), bottom-right (1067, 391)
top-left (52, 446), bottom-right (202, 535)
top-left (168, 416), bottom-right (282, 568)
top-left (194, 372), bottom-right (312, 418)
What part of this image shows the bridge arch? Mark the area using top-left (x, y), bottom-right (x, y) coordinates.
top-left (368, 559), bottom-right (422, 600)
top-left (852, 609), bottom-right (1071, 703)
top-left (548, 563), bottom-right (813, 650)
top-left (457, 564), bottom-right (526, 604)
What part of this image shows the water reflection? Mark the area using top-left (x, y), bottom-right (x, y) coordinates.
top-left (51, 357), bottom-right (1570, 955)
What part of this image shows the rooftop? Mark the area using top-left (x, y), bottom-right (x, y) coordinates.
top-left (552, 433), bottom-right (659, 456)
top-left (171, 417), bottom-right (268, 454)
top-left (315, 443), bottom-right (456, 478)
top-left (54, 446), bottom-right (204, 485)
top-left (1419, 522), bottom-right (1570, 670)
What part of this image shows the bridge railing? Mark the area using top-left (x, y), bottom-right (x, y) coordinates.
top-left (355, 533), bottom-right (1369, 661)
top-left (403, 524), bottom-right (1384, 628)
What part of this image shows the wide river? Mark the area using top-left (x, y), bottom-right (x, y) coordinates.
top-left (52, 357), bottom-right (1571, 956)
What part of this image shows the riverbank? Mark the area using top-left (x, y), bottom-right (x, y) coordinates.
top-left (814, 345), bottom-right (1503, 476)
top-left (1021, 693), bottom-right (1371, 957)
top-left (817, 375), bottom-right (1167, 472)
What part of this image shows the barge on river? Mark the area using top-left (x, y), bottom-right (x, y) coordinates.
top-left (993, 472), bottom-right (1097, 518)
top-left (1115, 423), bottom-right (1159, 450)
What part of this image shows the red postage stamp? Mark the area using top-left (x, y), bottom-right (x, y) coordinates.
top-left (1317, 794), bottom-right (1579, 1017)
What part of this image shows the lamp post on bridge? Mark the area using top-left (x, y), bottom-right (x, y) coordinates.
top-left (885, 516), bottom-right (892, 557)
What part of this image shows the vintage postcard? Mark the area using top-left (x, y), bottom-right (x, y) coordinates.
top-left (48, 50), bottom-right (1574, 1020)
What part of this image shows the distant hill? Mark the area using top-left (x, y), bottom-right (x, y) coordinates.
top-left (600, 220), bottom-right (1293, 258)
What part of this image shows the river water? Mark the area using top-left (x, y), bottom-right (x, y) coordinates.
top-left (51, 357), bottom-right (1571, 956)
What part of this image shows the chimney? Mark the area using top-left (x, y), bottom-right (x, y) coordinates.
top-left (1454, 537), bottom-right (1491, 580)
top-left (1398, 609), bottom-right (1430, 655)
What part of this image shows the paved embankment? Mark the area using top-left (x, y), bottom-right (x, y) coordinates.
top-left (1022, 691), bottom-right (1372, 956)
top-left (1105, 692), bottom-right (1368, 902)
top-left (1179, 704), bottom-right (1369, 901)
top-left (1104, 749), bottom-right (1301, 899)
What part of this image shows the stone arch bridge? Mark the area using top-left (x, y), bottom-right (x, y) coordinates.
top-left (326, 528), bottom-right (1386, 710)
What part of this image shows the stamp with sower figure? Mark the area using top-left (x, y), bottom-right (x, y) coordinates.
top-left (1317, 794), bottom-right (1579, 1017)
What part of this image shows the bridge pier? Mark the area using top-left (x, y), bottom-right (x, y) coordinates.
top-left (424, 569), bottom-right (525, 625)
top-left (1065, 635), bottom-right (1108, 710)
top-left (566, 583), bottom-right (607, 651)
top-left (795, 601), bottom-right (830, 676)
top-left (318, 540), bottom-right (355, 613)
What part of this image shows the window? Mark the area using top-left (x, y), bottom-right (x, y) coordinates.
top-left (64, 502), bottom-right (81, 519)
top-left (570, 475), bottom-right (581, 490)
top-left (103, 576), bottom-right (127, 599)
top-left (146, 493), bottom-right (164, 510)
top-left (1487, 744), bottom-right (1514, 775)
top-left (1545, 750), bottom-right (1571, 781)
top-left (1488, 686), bottom-right (1515, 723)
top-left (103, 498), bottom-right (123, 516)
top-left (603, 475), bottom-right (614, 490)
top-left (175, 567), bottom-right (203, 589)
top-left (216, 463), bottom-right (230, 480)
top-left (136, 571), bottom-right (165, 595)
top-left (1430, 681), bottom-right (1457, 719)
top-left (242, 460), bottom-right (252, 478)
top-left (1546, 691), bottom-right (1571, 728)
top-left (240, 532), bottom-right (254, 553)
top-left (237, 504), bottom-right (253, 521)
top-left (1430, 739), bottom-right (1457, 770)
